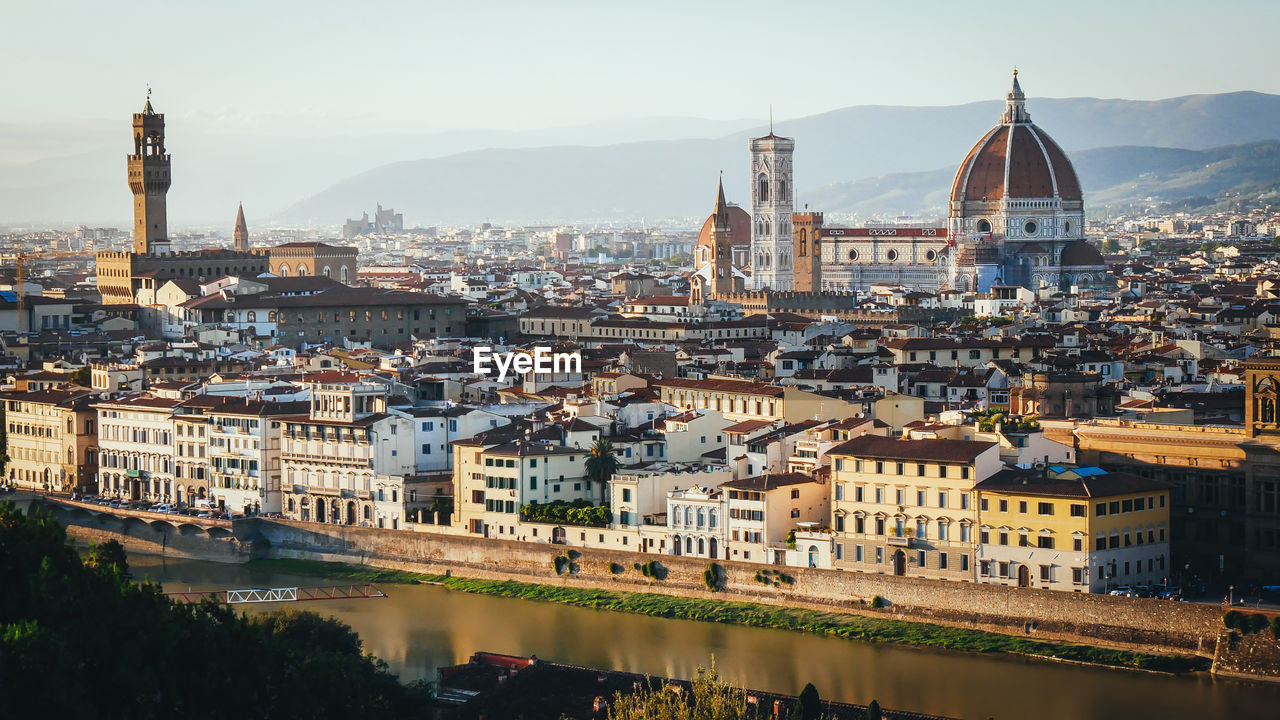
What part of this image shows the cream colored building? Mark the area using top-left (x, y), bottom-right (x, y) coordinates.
top-left (721, 472), bottom-right (829, 564)
top-left (280, 383), bottom-right (414, 528)
top-left (655, 378), bottom-right (863, 424)
top-left (96, 394), bottom-right (180, 502)
top-left (452, 438), bottom-right (594, 538)
top-left (828, 436), bottom-right (1001, 580)
top-left (2, 388), bottom-right (97, 493)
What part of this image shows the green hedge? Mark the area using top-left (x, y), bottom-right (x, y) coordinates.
top-left (519, 499), bottom-right (611, 527)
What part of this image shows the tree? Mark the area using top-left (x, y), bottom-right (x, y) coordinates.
top-left (0, 502), bottom-right (429, 718)
top-left (1101, 238), bottom-right (1121, 254)
top-left (794, 683), bottom-right (821, 720)
top-left (608, 666), bottom-right (761, 720)
top-left (585, 438), bottom-right (619, 504)
top-left (84, 539), bottom-right (129, 577)
top-left (68, 366), bottom-right (92, 387)
top-left (865, 700), bottom-right (882, 720)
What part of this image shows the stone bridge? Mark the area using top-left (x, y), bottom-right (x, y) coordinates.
top-left (36, 496), bottom-right (264, 562)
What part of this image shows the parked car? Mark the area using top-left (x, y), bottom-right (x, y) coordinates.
top-left (1108, 586), bottom-right (1133, 597)
top-left (154, 503), bottom-right (174, 514)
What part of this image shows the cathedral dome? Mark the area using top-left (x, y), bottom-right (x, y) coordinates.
top-left (697, 203), bottom-right (751, 250)
top-left (950, 72), bottom-right (1082, 205)
top-left (1059, 239), bottom-right (1105, 267)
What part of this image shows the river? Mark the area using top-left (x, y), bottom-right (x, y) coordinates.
top-left (131, 555), bottom-right (1279, 720)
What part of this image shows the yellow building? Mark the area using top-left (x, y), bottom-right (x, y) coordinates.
top-left (975, 466), bottom-right (1171, 593)
top-left (1073, 418), bottom-right (1251, 582)
top-left (2, 388), bottom-right (98, 493)
top-left (827, 435), bottom-right (1002, 581)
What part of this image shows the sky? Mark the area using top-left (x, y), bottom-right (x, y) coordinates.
top-left (6, 0), bottom-right (1279, 136)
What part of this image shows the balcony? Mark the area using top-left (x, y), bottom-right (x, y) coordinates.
top-left (887, 535), bottom-right (910, 547)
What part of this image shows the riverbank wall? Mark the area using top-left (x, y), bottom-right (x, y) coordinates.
top-left (40, 498), bottom-right (262, 562)
top-left (36, 499), bottom-right (1280, 680)
top-left (254, 519), bottom-right (1230, 653)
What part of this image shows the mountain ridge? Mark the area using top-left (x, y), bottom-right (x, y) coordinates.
top-left (5, 92), bottom-right (1280, 227)
top-left (279, 91), bottom-right (1280, 226)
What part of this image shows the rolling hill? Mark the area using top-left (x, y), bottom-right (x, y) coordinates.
top-left (7, 92), bottom-right (1280, 227)
top-left (802, 141), bottom-right (1280, 219)
top-left (279, 91), bottom-right (1280, 226)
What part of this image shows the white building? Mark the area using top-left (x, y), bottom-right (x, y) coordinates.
top-left (205, 399), bottom-right (304, 515)
top-left (280, 383), bottom-right (415, 527)
top-left (95, 394), bottom-right (180, 503)
top-left (667, 484), bottom-right (728, 559)
top-left (749, 132), bottom-right (795, 290)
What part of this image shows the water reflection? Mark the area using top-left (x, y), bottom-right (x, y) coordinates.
top-left (133, 555), bottom-right (1280, 720)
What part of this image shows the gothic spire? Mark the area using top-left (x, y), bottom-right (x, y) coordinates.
top-left (713, 175), bottom-right (731, 232)
top-left (233, 202), bottom-right (249, 251)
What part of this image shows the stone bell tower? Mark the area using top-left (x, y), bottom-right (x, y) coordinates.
top-left (708, 177), bottom-right (738, 299)
top-left (129, 90), bottom-right (171, 255)
top-left (749, 131), bottom-right (795, 290)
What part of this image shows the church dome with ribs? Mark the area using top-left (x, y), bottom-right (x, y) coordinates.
top-left (950, 72), bottom-right (1082, 205)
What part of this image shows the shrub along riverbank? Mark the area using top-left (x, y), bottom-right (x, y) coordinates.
top-left (247, 558), bottom-right (1205, 674)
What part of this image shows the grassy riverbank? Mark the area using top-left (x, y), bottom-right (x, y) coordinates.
top-left (247, 557), bottom-right (1205, 674)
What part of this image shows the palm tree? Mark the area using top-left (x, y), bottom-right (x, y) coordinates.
top-left (584, 438), bottom-right (618, 504)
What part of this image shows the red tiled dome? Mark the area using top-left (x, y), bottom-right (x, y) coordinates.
top-left (950, 73), bottom-right (1082, 205)
top-left (950, 123), bottom-right (1082, 204)
top-left (698, 204), bottom-right (751, 250)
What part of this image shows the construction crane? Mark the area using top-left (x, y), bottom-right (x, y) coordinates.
top-left (5, 250), bottom-right (93, 333)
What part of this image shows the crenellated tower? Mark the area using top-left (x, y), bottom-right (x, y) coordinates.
top-left (792, 210), bottom-right (823, 292)
top-left (128, 92), bottom-right (171, 255)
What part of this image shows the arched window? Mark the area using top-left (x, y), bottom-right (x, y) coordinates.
top-left (268, 311), bottom-right (277, 322)
top-left (758, 173), bottom-right (769, 202)
top-left (246, 311), bottom-right (256, 323)
top-left (799, 228), bottom-right (808, 257)
top-left (779, 179), bottom-right (787, 199)
top-left (684, 507), bottom-right (693, 526)
top-left (278, 264), bottom-right (290, 277)
top-left (297, 264), bottom-right (308, 277)
top-left (696, 508), bottom-right (705, 527)
top-left (340, 266), bottom-right (349, 283)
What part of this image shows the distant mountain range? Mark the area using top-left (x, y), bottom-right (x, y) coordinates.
top-left (279, 91), bottom-right (1280, 226)
top-left (804, 141), bottom-right (1280, 219)
top-left (6, 92), bottom-right (1280, 227)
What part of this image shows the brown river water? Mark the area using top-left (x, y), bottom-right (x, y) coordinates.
top-left (131, 555), bottom-right (1279, 720)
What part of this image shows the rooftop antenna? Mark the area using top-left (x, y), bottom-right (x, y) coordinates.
top-left (769, 104), bottom-right (774, 134)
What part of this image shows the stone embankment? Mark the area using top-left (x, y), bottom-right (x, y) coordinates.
top-left (34, 497), bottom-right (1280, 681)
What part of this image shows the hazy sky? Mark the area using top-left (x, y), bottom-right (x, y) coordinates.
top-left (7, 0), bottom-right (1278, 134)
